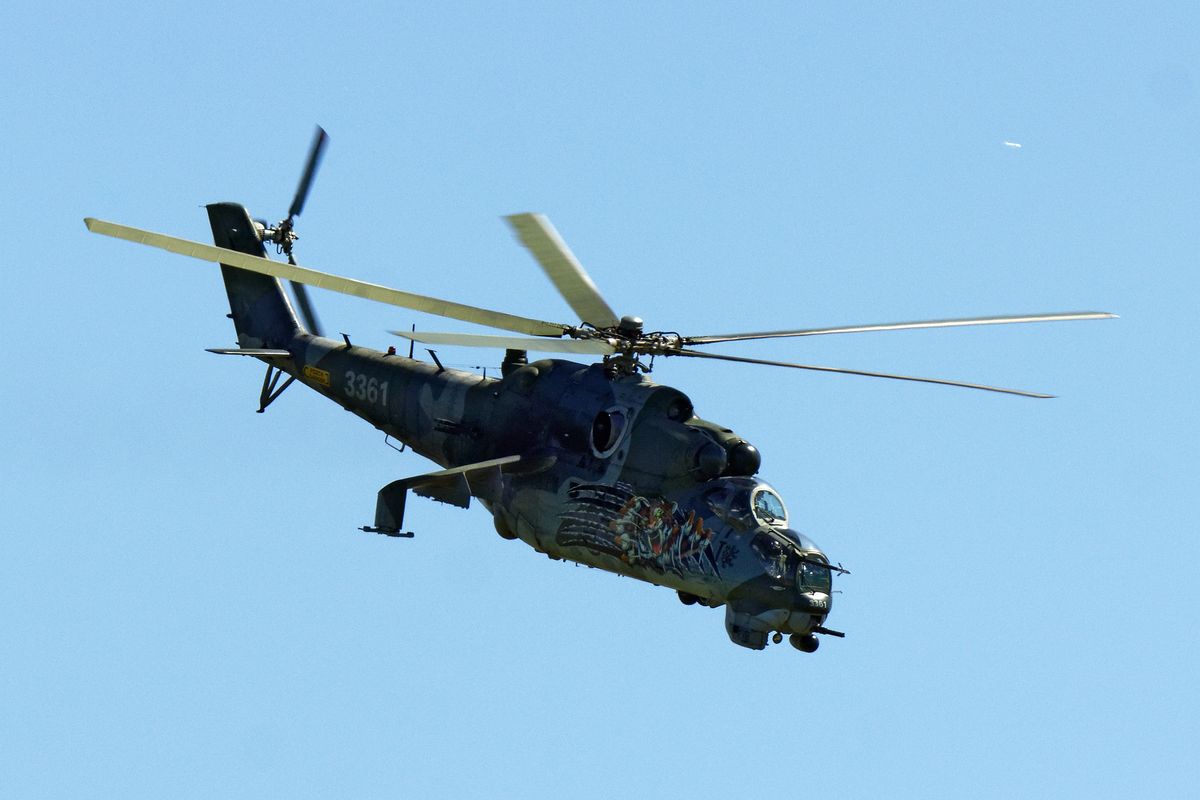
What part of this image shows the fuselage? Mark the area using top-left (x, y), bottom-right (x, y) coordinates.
top-left (268, 333), bottom-right (836, 649)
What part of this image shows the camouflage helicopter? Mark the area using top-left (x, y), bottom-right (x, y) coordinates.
top-left (85, 129), bottom-right (1114, 653)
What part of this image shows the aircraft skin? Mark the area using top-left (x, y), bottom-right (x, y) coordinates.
top-left (211, 201), bottom-right (836, 651)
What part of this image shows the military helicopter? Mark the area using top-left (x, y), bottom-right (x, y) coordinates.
top-left (85, 128), bottom-right (1114, 653)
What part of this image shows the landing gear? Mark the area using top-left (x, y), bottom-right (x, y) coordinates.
top-left (256, 362), bottom-right (295, 413)
top-left (677, 591), bottom-right (699, 606)
top-left (789, 633), bottom-right (819, 653)
top-left (771, 632), bottom-right (783, 645)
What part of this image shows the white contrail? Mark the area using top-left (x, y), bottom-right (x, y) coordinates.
top-left (1003, 140), bottom-right (1023, 149)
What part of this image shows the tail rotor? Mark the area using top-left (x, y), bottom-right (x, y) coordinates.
top-left (257, 125), bottom-right (329, 336)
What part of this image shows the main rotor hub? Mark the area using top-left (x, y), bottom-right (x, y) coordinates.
top-left (617, 315), bottom-right (644, 339)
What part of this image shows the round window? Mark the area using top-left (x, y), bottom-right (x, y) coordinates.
top-left (591, 409), bottom-right (627, 457)
top-left (751, 487), bottom-right (788, 526)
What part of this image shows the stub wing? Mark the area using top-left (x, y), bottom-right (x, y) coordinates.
top-left (206, 348), bottom-right (292, 357)
top-left (363, 454), bottom-right (555, 536)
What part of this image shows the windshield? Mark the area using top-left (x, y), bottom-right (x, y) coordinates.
top-left (702, 478), bottom-right (792, 531)
top-left (797, 559), bottom-right (832, 594)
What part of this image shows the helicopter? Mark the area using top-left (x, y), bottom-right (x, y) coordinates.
top-left (85, 128), bottom-right (1114, 653)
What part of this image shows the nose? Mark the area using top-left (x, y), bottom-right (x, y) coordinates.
top-left (790, 591), bottom-right (830, 626)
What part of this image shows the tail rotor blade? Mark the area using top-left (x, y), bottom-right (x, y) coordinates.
top-left (282, 126), bottom-right (328, 334)
top-left (291, 281), bottom-right (323, 336)
top-left (288, 125), bottom-right (328, 220)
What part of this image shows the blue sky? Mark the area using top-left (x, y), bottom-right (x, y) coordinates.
top-left (2, 2), bottom-right (1196, 797)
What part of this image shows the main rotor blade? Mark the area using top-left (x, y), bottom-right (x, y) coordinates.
top-left (391, 331), bottom-right (617, 354)
top-left (672, 347), bottom-right (1054, 398)
top-left (84, 218), bottom-right (569, 337)
top-left (289, 125), bottom-right (328, 219)
top-left (684, 312), bottom-right (1117, 345)
top-left (505, 213), bottom-right (620, 328)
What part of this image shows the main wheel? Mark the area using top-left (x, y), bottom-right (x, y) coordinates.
top-left (677, 591), bottom-right (698, 606)
top-left (493, 517), bottom-right (519, 540)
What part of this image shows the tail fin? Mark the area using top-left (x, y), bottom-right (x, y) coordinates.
top-left (207, 202), bottom-right (302, 349)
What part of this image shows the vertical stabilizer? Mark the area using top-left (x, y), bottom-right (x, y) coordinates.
top-left (207, 202), bottom-right (302, 349)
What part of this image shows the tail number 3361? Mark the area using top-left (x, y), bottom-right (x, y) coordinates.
top-left (344, 371), bottom-right (389, 406)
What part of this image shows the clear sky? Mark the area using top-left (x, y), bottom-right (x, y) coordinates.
top-left (2, 2), bottom-right (1196, 798)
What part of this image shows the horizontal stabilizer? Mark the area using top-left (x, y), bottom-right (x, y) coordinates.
top-left (206, 348), bottom-right (292, 357)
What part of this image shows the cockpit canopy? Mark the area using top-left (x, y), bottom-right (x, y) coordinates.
top-left (701, 476), bottom-right (831, 595)
top-left (748, 523), bottom-right (831, 592)
top-left (703, 476), bottom-right (791, 531)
